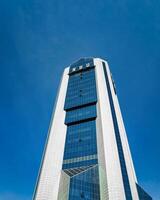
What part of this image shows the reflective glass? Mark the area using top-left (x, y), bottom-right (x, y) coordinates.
top-left (63, 65), bottom-right (100, 199)
top-left (65, 105), bottom-right (96, 125)
top-left (69, 165), bottom-right (100, 200)
top-left (63, 120), bottom-right (97, 164)
top-left (64, 68), bottom-right (97, 110)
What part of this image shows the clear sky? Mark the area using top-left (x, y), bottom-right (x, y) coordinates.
top-left (0, 0), bottom-right (160, 199)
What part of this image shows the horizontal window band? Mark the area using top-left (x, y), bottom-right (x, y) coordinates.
top-left (69, 65), bottom-right (95, 75)
top-left (64, 101), bottom-right (97, 111)
top-left (65, 104), bottom-right (97, 124)
top-left (68, 75), bottom-right (95, 82)
top-left (66, 90), bottom-right (97, 98)
top-left (64, 100), bottom-right (97, 111)
top-left (63, 154), bottom-right (97, 164)
top-left (65, 117), bottom-right (96, 126)
top-left (62, 159), bottom-right (98, 169)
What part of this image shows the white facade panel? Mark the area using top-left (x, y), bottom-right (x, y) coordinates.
top-left (94, 58), bottom-right (126, 200)
top-left (58, 171), bottom-right (70, 200)
top-left (96, 101), bottom-right (109, 199)
top-left (33, 68), bottom-right (69, 200)
top-left (109, 78), bottom-right (139, 199)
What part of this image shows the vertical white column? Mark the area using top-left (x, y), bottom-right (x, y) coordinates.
top-left (33, 67), bottom-right (69, 200)
top-left (106, 64), bottom-right (139, 199)
top-left (96, 100), bottom-right (109, 200)
top-left (94, 58), bottom-right (126, 200)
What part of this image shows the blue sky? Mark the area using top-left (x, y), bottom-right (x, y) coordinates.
top-left (0, 0), bottom-right (160, 199)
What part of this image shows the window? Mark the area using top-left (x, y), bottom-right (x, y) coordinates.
top-left (64, 68), bottom-right (97, 110)
top-left (65, 104), bottom-right (97, 125)
top-left (63, 120), bottom-right (97, 165)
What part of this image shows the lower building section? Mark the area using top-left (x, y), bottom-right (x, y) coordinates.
top-left (58, 171), bottom-right (70, 200)
top-left (58, 165), bottom-right (100, 200)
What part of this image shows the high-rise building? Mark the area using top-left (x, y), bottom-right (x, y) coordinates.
top-left (33, 58), bottom-right (152, 200)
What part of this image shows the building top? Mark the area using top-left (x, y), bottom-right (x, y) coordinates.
top-left (70, 57), bottom-right (93, 68)
top-left (69, 57), bottom-right (94, 74)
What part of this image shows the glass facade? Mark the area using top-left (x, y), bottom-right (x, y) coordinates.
top-left (69, 165), bottom-right (100, 200)
top-left (63, 59), bottom-right (100, 199)
top-left (63, 121), bottom-right (97, 162)
top-left (65, 105), bottom-right (97, 125)
top-left (64, 67), bottom-right (97, 110)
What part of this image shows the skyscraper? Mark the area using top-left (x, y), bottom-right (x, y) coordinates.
top-left (33, 58), bottom-right (152, 200)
